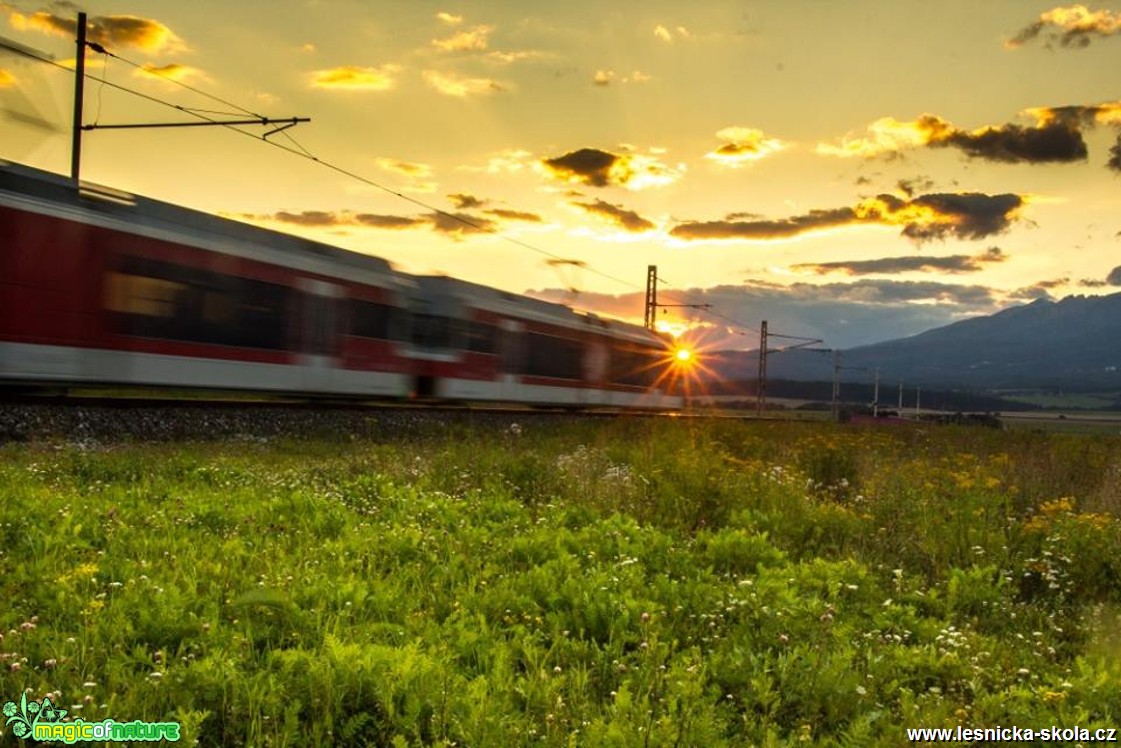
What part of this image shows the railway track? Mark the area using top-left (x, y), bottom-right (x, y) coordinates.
top-left (0, 391), bottom-right (693, 443)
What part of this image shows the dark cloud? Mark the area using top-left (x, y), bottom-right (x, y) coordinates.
top-left (933, 120), bottom-right (1088, 164)
top-left (448, 193), bottom-right (486, 210)
top-left (485, 208), bottom-right (544, 222)
top-left (1079, 278), bottom-right (1108, 288)
top-left (1008, 6), bottom-right (1121, 49)
top-left (445, 195), bottom-right (543, 223)
top-left (271, 210), bottom-right (340, 227)
top-left (234, 209), bottom-right (488, 236)
top-left (353, 213), bottom-right (426, 229)
top-left (1108, 266), bottom-right (1121, 286)
top-left (539, 147), bottom-right (680, 189)
top-left (570, 198), bottom-right (655, 232)
top-left (9, 11), bottom-right (185, 53)
top-left (903, 193), bottom-right (1024, 241)
top-left (820, 104), bottom-right (1121, 166)
top-left (793, 247), bottom-right (1006, 276)
top-left (542, 148), bottom-right (619, 187)
top-left (1034, 277), bottom-right (1071, 289)
top-left (1009, 285), bottom-right (1054, 301)
top-left (671, 192), bottom-right (1024, 243)
top-left (1110, 133), bottom-right (1121, 172)
top-left (429, 211), bottom-right (496, 236)
top-left (897, 175), bottom-right (934, 197)
top-left (672, 207), bottom-right (856, 241)
top-left (1010, 277), bottom-right (1070, 301)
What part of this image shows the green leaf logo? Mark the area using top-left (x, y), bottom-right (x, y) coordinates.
top-left (3, 693), bottom-right (55, 739)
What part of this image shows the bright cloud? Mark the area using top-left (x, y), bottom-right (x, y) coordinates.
top-left (423, 70), bottom-right (504, 97)
top-left (310, 65), bottom-right (399, 91)
top-left (706, 126), bottom-right (787, 166)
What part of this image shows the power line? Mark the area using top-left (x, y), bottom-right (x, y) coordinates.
top-left (88, 41), bottom-right (264, 120)
top-left (86, 43), bottom-right (657, 294)
top-left (3, 34), bottom-right (765, 339)
top-left (653, 272), bottom-right (760, 342)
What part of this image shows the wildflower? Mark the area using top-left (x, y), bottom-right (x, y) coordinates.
top-left (43, 658), bottom-right (57, 669)
top-left (9, 662), bottom-right (20, 672)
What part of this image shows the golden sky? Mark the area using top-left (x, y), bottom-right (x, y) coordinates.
top-left (3, 0), bottom-right (1120, 347)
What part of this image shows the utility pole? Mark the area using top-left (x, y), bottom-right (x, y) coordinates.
top-left (756, 320), bottom-right (768, 416)
top-left (872, 367), bottom-right (880, 418)
top-left (70, 12), bottom-right (86, 183)
top-left (898, 380), bottom-right (903, 410)
top-left (832, 350), bottom-right (841, 422)
top-left (754, 323), bottom-right (825, 418)
top-left (642, 265), bottom-right (710, 332)
top-left (67, 12), bottom-right (309, 184)
top-left (915, 386), bottom-right (921, 415)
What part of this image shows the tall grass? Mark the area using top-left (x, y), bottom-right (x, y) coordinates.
top-left (1, 419), bottom-right (1119, 745)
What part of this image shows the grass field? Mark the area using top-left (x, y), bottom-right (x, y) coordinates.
top-left (1, 418), bottom-right (1119, 746)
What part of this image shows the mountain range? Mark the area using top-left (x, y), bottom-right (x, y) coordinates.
top-left (698, 292), bottom-right (1121, 392)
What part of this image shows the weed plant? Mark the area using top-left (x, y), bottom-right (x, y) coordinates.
top-left (1, 419), bottom-right (1119, 746)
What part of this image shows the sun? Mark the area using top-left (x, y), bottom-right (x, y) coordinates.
top-left (675, 347), bottom-right (693, 363)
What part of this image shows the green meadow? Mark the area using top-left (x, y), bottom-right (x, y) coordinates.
top-left (1, 418), bottom-right (1119, 746)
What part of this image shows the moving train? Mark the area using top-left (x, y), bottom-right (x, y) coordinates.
top-left (0, 161), bottom-right (684, 409)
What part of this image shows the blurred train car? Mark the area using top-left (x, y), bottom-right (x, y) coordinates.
top-left (0, 161), bottom-right (413, 396)
top-left (407, 275), bottom-right (680, 409)
top-left (0, 161), bottom-right (683, 409)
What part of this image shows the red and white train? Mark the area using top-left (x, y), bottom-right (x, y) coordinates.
top-left (0, 161), bottom-right (683, 409)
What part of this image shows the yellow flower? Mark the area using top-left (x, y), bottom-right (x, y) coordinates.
top-left (1040, 498), bottom-right (1075, 517)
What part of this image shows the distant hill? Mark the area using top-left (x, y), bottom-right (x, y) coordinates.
top-left (696, 292), bottom-right (1121, 392)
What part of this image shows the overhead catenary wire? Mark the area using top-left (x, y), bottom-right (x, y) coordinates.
top-left (2, 35), bottom-right (765, 342)
top-left (88, 45), bottom-right (651, 291)
top-left (654, 272), bottom-right (760, 341)
top-left (88, 40), bottom-right (265, 120)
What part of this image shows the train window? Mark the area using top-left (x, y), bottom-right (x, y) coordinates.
top-left (525, 332), bottom-right (582, 380)
top-left (412, 314), bottom-right (460, 350)
top-left (465, 321), bottom-right (497, 354)
top-left (105, 273), bottom-right (183, 317)
top-left (350, 299), bottom-right (406, 341)
top-left (610, 346), bottom-right (658, 387)
top-left (107, 257), bottom-right (289, 350)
